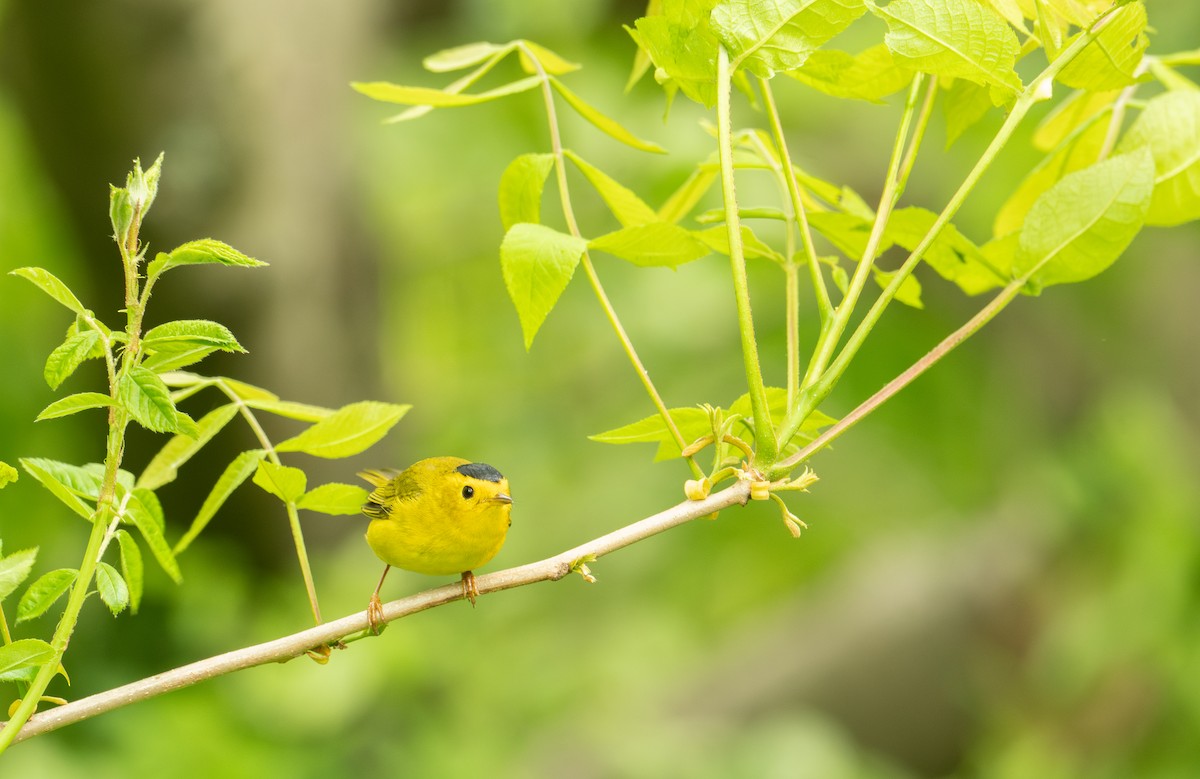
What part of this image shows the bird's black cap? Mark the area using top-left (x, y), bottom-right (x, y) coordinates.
top-left (456, 462), bottom-right (504, 483)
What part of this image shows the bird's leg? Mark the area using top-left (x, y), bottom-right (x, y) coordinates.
top-left (461, 571), bottom-right (479, 607)
top-left (368, 565), bottom-right (391, 634)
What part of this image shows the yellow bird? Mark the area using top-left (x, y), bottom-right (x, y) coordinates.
top-left (359, 457), bottom-right (512, 631)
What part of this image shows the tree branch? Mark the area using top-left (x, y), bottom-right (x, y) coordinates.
top-left (3, 480), bottom-right (752, 743)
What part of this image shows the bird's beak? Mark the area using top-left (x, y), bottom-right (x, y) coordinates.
top-left (492, 493), bottom-right (513, 505)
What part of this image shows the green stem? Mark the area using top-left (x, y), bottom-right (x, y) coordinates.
top-left (523, 43), bottom-right (703, 479)
top-left (717, 46), bottom-right (777, 464)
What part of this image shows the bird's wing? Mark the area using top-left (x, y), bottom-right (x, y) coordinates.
top-left (359, 468), bottom-right (421, 520)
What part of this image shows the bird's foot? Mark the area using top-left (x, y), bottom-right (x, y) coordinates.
top-left (368, 593), bottom-right (386, 635)
top-left (461, 571), bottom-right (479, 607)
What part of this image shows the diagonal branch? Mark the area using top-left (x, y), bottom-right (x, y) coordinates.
top-left (3, 480), bottom-right (752, 744)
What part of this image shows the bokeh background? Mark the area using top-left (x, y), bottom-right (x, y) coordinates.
top-left (1, 1), bottom-right (1198, 777)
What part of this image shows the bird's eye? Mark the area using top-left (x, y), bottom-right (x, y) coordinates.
top-left (461, 485), bottom-right (474, 499)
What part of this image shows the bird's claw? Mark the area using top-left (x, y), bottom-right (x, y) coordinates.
top-left (368, 593), bottom-right (385, 635)
top-left (461, 571), bottom-right (479, 607)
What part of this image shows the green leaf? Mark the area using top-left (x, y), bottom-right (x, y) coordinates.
top-left (351, 76), bottom-right (542, 108)
top-left (589, 407), bottom-right (712, 461)
top-left (549, 78), bottom-right (665, 153)
top-left (0, 639), bottom-right (56, 681)
top-left (275, 401), bottom-right (410, 459)
top-left (297, 483), bottom-right (370, 515)
top-left (137, 404), bottom-right (240, 491)
top-left (500, 223), bottom-right (589, 349)
top-left (211, 376), bottom-right (278, 402)
top-left (43, 330), bottom-right (102, 390)
top-left (174, 450), bottom-right (267, 555)
top-left (1117, 90), bottom-right (1200, 226)
top-left (145, 238), bottom-right (266, 280)
top-left (242, 398), bottom-right (335, 423)
top-left (942, 79), bottom-right (994, 148)
top-left (564, 150), bottom-right (658, 227)
top-left (697, 225), bottom-right (786, 263)
top-left (110, 183), bottom-right (134, 249)
top-left (1015, 148), bottom-right (1154, 290)
top-left (785, 44), bottom-right (913, 103)
top-left (1056, 2), bottom-right (1147, 92)
top-left (712, 0), bottom-right (868, 78)
top-left (116, 529), bottom-right (144, 614)
top-left (729, 387), bottom-right (836, 453)
top-left (657, 167), bottom-right (719, 224)
top-left (17, 569), bottom-right (78, 622)
top-left (118, 366), bottom-right (198, 436)
top-left (36, 392), bottom-right (115, 422)
top-left (423, 41), bottom-right (508, 72)
top-left (0, 547), bottom-right (38, 603)
top-left (588, 222), bottom-right (711, 267)
top-left (627, 9), bottom-right (721, 108)
top-left (95, 562), bottom-right (129, 616)
top-left (517, 40), bottom-right (581, 75)
top-left (142, 344), bottom-right (221, 373)
top-left (886, 207), bottom-right (1003, 294)
top-left (873, 267), bottom-right (923, 308)
top-left (20, 458), bottom-right (96, 520)
top-left (126, 488), bottom-right (182, 583)
top-left (808, 211), bottom-right (890, 260)
top-left (9, 267), bottom-right (89, 318)
top-left (873, 0), bottom-right (1022, 93)
top-left (1033, 89), bottom-right (1120, 153)
top-left (499, 153), bottom-right (555, 231)
top-left (253, 461), bottom-right (308, 503)
top-left (0, 461), bottom-right (17, 489)
top-left (143, 319), bottom-right (246, 354)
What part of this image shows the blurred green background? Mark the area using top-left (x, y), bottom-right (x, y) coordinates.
top-left (1, 1), bottom-right (1198, 777)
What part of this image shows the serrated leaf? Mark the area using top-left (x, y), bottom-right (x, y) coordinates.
top-left (253, 461), bottom-right (308, 503)
top-left (116, 529), bottom-right (144, 614)
top-left (697, 225), bottom-right (785, 263)
top-left (9, 267), bottom-right (89, 318)
top-left (786, 44), bottom-right (913, 102)
top-left (517, 40), bottom-right (581, 75)
top-left (174, 450), bottom-right (267, 554)
top-left (423, 41), bottom-right (508, 72)
top-left (589, 222), bottom-right (711, 267)
top-left (886, 207), bottom-right (1004, 293)
top-left (589, 407), bottom-right (712, 461)
top-left (1015, 148), bottom-right (1154, 290)
top-left (20, 458), bottom-right (96, 520)
top-left (36, 392), bottom-right (115, 422)
top-left (0, 461), bottom-right (17, 489)
top-left (138, 404), bottom-right (240, 491)
top-left (142, 344), bottom-right (221, 373)
top-left (143, 319), bottom-right (245, 354)
top-left (352, 76), bottom-right (541, 108)
top-left (712, 0), bottom-right (868, 78)
top-left (297, 483), bottom-right (370, 515)
top-left (1056, 2), bottom-right (1147, 92)
top-left (118, 366), bottom-right (198, 436)
top-left (658, 167), bottom-right (719, 224)
top-left (499, 153), bottom-right (555, 231)
top-left (873, 267), bottom-right (924, 308)
top-left (95, 562), bottom-right (129, 616)
top-left (275, 401), bottom-right (409, 459)
top-left (627, 12), bottom-right (721, 108)
top-left (0, 639), bottom-right (56, 681)
top-left (808, 211), bottom-right (890, 259)
top-left (243, 398), bottom-right (335, 422)
top-left (0, 548), bottom-right (38, 603)
top-left (874, 0), bottom-right (1022, 93)
top-left (17, 569), bottom-right (78, 622)
top-left (126, 488), bottom-right (182, 583)
top-left (145, 238), bottom-right (266, 280)
top-left (1117, 90), bottom-right (1200, 226)
top-left (500, 223), bottom-right (589, 349)
top-left (549, 78), bottom-right (665, 153)
top-left (564, 150), bottom-right (658, 227)
top-left (43, 330), bottom-right (102, 390)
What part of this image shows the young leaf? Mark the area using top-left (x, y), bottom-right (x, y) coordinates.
top-left (253, 461), bottom-right (308, 503)
top-left (95, 562), bottom-right (130, 617)
top-left (711, 0), bottom-right (868, 78)
top-left (143, 319), bottom-right (246, 354)
top-left (589, 407), bottom-right (712, 461)
top-left (142, 344), bottom-right (220, 373)
top-left (563, 151), bottom-right (658, 226)
top-left (20, 458), bottom-right (96, 520)
top-left (116, 529), bottom-right (144, 614)
top-left (588, 222), bottom-right (711, 267)
top-left (627, 12), bottom-right (721, 108)
top-left (242, 398), bottom-right (335, 423)
top-left (118, 366), bottom-right (198, 437)
top-left (697, 225), bottom-right (786, 263)
top-left (1116, 90), bottom-right (1200, 226)
top-left (36, 392), bottom-right (116, 422)
top-left (275, 401), bottom-right (410, 459)
top-left (211, 376), bottom-right (278, 403)
top-left (137, 403), bottom-right (240, 491)
top-left (110, 184), bottom-right (134, 250)
top-left (500, 223), bottom-right (589, 349)
top-left (43, 330), bottom-right (102, 390)
top-left (0, 461), bottom-right (17, 489)
top-left (873, 0), bottom-right (1022, 94)
top-left (1015, 148), bottom-right (1155, 290)
top-left (9, 267), bottom-right (90, 318)
top-left (0, 548), bottom-right (38, 603)
top-left (808, 211), bottom-right (891, 259)
top-left (17, 569), bottom-right (78, 623)
top-left (423, 41), bottom-right (508, 72)
top-left (499, 153), bottom-right (555, 231)
top-left (1033, 89), bottom-right (1120, 153)
top-left (873, 267), bottom-right (923, 308)
top-left (657, 167), bottom-right (719, 224)
top-left (351, 76), bottom-right (541, 108)
top-left (126, 489), bottom-right (182, 583)
top-left (145, 238), bottom-right (266, 280)
top-left (517, 40), bottom-right (581, 75)
top-left (174, 449), bottom-right (267, 555)
top-left (0, 640), bottom-right (56, 681)
top-left (786, 44), bottom-right (913, 103)
top-left (549, 78), bottom-right (666, 153)
top-left (886, 207), bottom-right (1004, 293)
top-left (1056, 2), bottom-right (1147, 92)
top-left (297, 483), bottom-right (370, 516)
top-left (942, 79), bottom-right (994, 148)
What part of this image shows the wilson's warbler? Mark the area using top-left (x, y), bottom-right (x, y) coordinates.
top-left (359, 457), bottom-right (512, 631)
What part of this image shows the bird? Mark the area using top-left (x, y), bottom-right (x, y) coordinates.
top-left (358, 457), bottom-right (512, 632)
